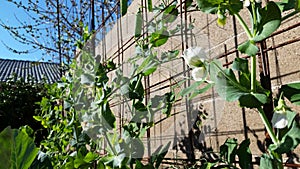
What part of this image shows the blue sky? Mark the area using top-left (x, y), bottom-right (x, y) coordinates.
top-left (0, 1), bottom-right (45, 61)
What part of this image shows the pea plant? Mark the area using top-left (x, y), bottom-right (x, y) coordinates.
top-left (0, 1), bottom-right (184, 168)
top-left (180, 0), bottom-right (300, 168)
top-left (72, 2), bottom-right (182, 168)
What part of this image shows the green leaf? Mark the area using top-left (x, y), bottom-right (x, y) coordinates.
top-left (239, 93), bottom-right (268, 108)
top-left (180, 81), bottom-right (204, 97)
top-left (200, 162), bottom-right (215, 169)
top-left (74, 158), bottom-right (86, 168)
top-left (29, 151), bottom-right (53, 169)
top-left (81, 73), bottom-right (95, 85)
top-left (161, 92), bottom-right (175, 116)
top-left (212, 63), bottom-right (268, 108)
top-left (260, 153), bottom-right (276, 169)
top-left (196, 0), bottom-right (222, 14)
top-left (135, 160), bottom-right (155, 169)
top-left (232, 58), bottom-right (250, 74)
top-left (253, 2), bottom-right (281, 42)
top-left (214, 68), bottom-right (247, 102)
top-left (236, 139), bottom-right (252, 169)
top-left (281, 82), bottom-right (300, 105)
top-left (97, 161), bottom-right (105, 169)
top-left (162, 5), bottom-right (179, 23)
top-left (84, 152), bottom-right (99, 163)
top-left (135, 10), bottom-right (143, 37)
top-left (136, 54), bottom-right (159, 76)
top-left (237, 40), bottom-right (259, 56)
top-left (185, 0), bottom-right (193, 9)
top-left (161, 50), bottom-right (179, 62)
top-left (134, 101), bottom-right (147, 111)
top-left (227, 0), bottom-right (243, 14)
top-left (150, 29), bottom-right (169, 47)
top-left (148, 0), bottom-right (153, 12)
top-left (220, 138), bottom-right (238, 164)
top-left (0, 127), bottom-right (39, 169)
top-left (297, 0), bottom-right (300, 11)
top-left (276, 0), bottom-right (299, 13)
top-left (189, 83), bottom-right (213, 100)
top-left (121, 0), bottom-right (128, 16)
top-left (232, 57), bottom-right (251, 88)
top-left (129, 75), bottom-right (144, 100)
top-left (150, 142), bottom-right (171, 168)
top-left (102, 101), bottom-right (116, 129)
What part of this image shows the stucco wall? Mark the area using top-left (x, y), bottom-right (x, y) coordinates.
top-left (93, 0), bottom-right (300, 165)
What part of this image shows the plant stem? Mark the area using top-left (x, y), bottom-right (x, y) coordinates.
top-left (234, 13), bottom-right (253, 40)
top-left (251, 55), bottom-right (256, 93)
top-left (251, 1), bottom-right (257, 35)
top-left (104, 132), bottom-right (118, 155)
top-left (257, 107), bottom-right (279, 145)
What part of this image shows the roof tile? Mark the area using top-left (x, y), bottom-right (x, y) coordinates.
top-left (0, 59), bottom-right (61, 83)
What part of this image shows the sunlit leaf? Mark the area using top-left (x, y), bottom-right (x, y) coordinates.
top-left (135, 10), bottom-right (143, 37)
top-left (212, 63), bottom-right (268, 108)
top-left (220, 138), bottom-right (237, 164)
top-left (180, 81), bottom-right (204, 97)
top-left (150, 29), bottom-right (169, 47)
top-left (162, 5), bottom-right (179, 23)
top-left (253, 2), bottom-right (281, 42)
top-left (260, 153), bottom-right (277, 169)
top-left (237, 40), bottom-right (259, 56)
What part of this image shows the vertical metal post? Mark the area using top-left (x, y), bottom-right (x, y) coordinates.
top-left (180, 0), bottom-right (195, 162)
top-left (258, 41), bottom-right (273, 122)
top-left (232, 16), bottom-right (248, 140)
top-left (258, 40), bottom-right (274, 146)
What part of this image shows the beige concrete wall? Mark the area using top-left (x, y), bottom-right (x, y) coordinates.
top-left (93, 0), bottom-right (300, 165)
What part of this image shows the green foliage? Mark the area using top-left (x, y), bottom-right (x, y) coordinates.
top-left (33, 72), bottom-right (96, 168)
top-left (237, 40), bottom-right (259, 57)
top-left (202, 138), bottom-right (252, 169)
top-left (150, 28), bottom-right (169, 47)
top-left (270, 110), bottom-right (300, 154)
top-left (121, 0), bottom-right (128, 16)
top-left (0, 126), bottom-right (39, 169)
top-left (0, 76), bottom-right (46, 143)
top-left (134, 9), bottom-right (143, 38)
top-left (281, 82), bottom-right (300, 105)
top-left (252, 2), bottom-right (282, 42)
top-left (211, 58), bottom-right (269, 108)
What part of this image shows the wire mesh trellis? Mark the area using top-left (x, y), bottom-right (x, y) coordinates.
top-left (87, 0), bottom-right (300, 167)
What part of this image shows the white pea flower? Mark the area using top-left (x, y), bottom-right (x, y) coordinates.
top-left (191, 67), bottom-right (207, 81)
top-left (242, 0), bottom-right (251, 7)
top-left (182, 47), bottom-right (207, 68)
top-left (271, 96), bottom-right (289, 129)
top-left (241, 0), bottom-right (261, 7)
top-left (271, 110), bottom-right (288, 129)
top-left (182, 47), bottom-right (208, 81)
